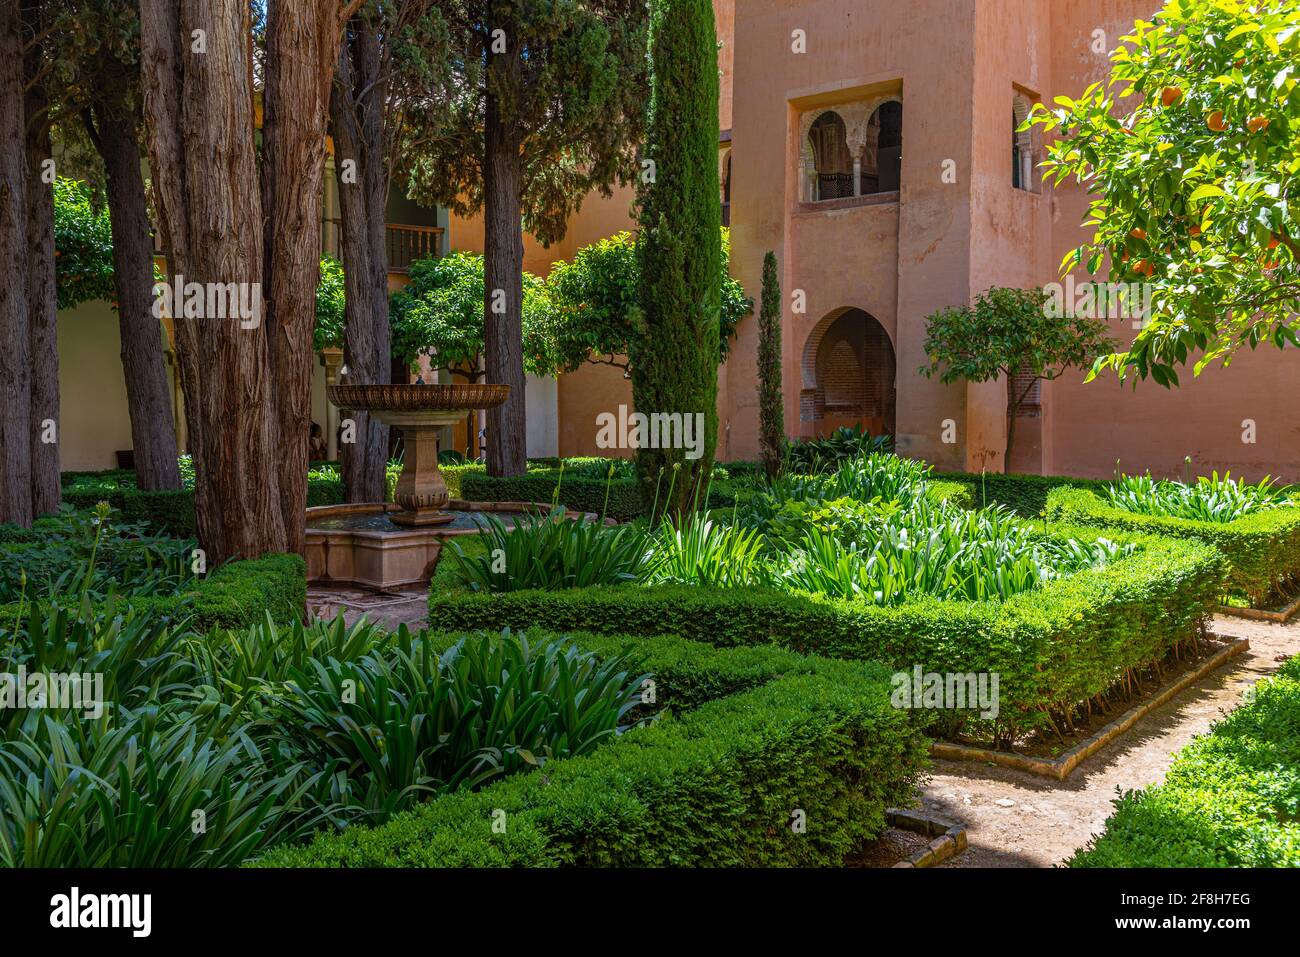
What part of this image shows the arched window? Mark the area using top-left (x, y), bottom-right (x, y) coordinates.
top-left (1012, 94), bottom-right (1039, 192)
top-left (809, 111), bottom-right (853, 200)
top-left (859, 101), bottom-right (902, 195)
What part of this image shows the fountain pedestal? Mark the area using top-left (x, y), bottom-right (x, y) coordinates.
top-left (370, 410), bottom-right (462, 525)
top-left (327, 383), bottom-right (509, 527)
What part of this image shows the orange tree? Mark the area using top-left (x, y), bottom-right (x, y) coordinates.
top-left (1030, 0), bottom-right (1299, 386)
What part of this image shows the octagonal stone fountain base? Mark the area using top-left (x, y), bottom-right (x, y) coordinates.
top-left (305, 500), bottom-right (603, 592)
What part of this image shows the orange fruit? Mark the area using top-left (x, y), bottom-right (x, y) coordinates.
top-left (1247, 116), bottom-right (1270, 134)
top-left (1188, 226), bottom-right (1201, 237)
top-left (1206, 110), bottom-right (1227, 132)
top-left (1161, 86), bottom-right (1183, 106)
top-left (1130, 228), bottom-right (1147, 240)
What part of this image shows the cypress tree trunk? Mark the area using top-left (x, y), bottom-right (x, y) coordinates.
top-left (758, 250), bottom-right (784, 480)
top-left (140, 0), bottom-right (285, 564)
top-left (330, 16), bottom-right (390, 503)
top-left (23, 0), bottom-right (60, 516)
top-left (262, 0), bottom-right (342, 555)
top-left (633, 0), bottom-right (721, 517)
top-left (92, 99), bottom-right (182, 492)
top-left (482, 53), bottom-right (527, 477)
top-left (0, 1), bottom-right (33, 527)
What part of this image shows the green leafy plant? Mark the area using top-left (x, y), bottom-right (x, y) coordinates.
top-left (920, 287), bottom-right (1114, 470)
top-left (387, 251), bottom-right (554, 377)
top-left (447, 507), bottom-right (654, 592)
top-left (1029, 0), bottom-right (1300, 384)
top-left (645, 510), bottom-right (769, 588)
top-left (1106, 472), bottom-right (1294, 523)
top-left (538, 228), bottom-right (750, 376)
top-left (270, 630), bottom-right (649, 822)
top-left (783, 425), bottom-right (892, 475)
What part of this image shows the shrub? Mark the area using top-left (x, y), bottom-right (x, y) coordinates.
top-left (445, 508), bottom-right (653, 592)
top-left (0, 709), bottom-right (327, 867)
top-left (645, 510), bottom-right (769, 588)
top-left (269, 630), bottom-right (649, 823)
top-left (459, 470), bottom-right (643, 522)
top-left (1105, 472), bottom-right (1294, 523)
top-left (0, 504), bottom-right (194, 605)
top-left (250, 634), bottom-right (926, 867)
top-left (1046, 485), bottom-right (1300, 605)
top-left (784, 425), bottom-right (892, 475)
top-left (122, 554), bottom-right (306, 632)
top-left (1071, 655), bottom-right (1300, 867)
top-left (429, 530), bottom-right (1225, 744)
top-left (0, 608), bottom-right (328, 867)
top-left (769, 500), bottom-right (1134, 605)
top-left (934, 470), bottom-right (1109, 516)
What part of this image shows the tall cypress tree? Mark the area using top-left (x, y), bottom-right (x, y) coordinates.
top-left (758, 250), bottom-right (783, 480)
top-left (633, 0), bottom-right (721, 517)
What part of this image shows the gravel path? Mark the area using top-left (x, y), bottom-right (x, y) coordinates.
top-left (922, 615), bottom-right (1300, 867)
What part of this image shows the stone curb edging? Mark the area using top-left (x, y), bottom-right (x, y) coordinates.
top-left (929, 636), bottom-right (1250, 781)
top-left (1216, 591), bottom-right (1300, 624)
top-left (885, 808), bottom-right (967, 868)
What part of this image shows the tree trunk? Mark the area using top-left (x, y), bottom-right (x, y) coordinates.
top-left (140, 0), bottom-right (285, 565)
top-left (1004, 401), bottom-right (1017, 475)
top-left (93, 99), bottom-right (182, 492)
top-left (330, 17), bottom-right (390, 504)
top-left (0, 2), bottom-right (33, 527)
top-left (263, 0), bottom-right (347, 553)
top-left (23, 0), bottom-right (59, 517)
top-left (483, 77), bottom-right (527, 477)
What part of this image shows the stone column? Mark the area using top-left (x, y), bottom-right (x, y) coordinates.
top-left (320, 348), bottom-right (344, 460)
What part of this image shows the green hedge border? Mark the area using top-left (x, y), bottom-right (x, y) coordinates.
top-left (1045, 486), bottom-right (1300, 605)
top-left (1, 553), bottom-right (305, 634)
top-left (428, 529), bottom-right (1225, 740)
top-left (1071, 654), bottom-right (1300, 867)
top-left (251, 629), bottom-right (928, 867)
top-left (934, 471), bottom-right (1110, 516)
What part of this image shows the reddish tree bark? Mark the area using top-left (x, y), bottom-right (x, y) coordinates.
top-left (89, 96), bottom-right (182, 492)
top-left (23, 0), bottom-right (59, 517)
top-left (0, 1), bottom-right (33, 527)
top-left (483, 71), bottom-right (527, 477)
top-left (140, 0), bottom-right (285, 564)
top-left (140, 0), bottom-right (349, 563)
top-left (330, 15), bottom-right (391, 504)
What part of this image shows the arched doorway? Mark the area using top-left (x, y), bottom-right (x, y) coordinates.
top-left (799, 308), bottom-right (896, 438)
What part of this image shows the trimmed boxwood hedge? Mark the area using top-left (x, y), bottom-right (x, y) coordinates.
top-left (0, 553), bottom-right (305, 634)
top-left (250, 630), bottom-right (927, 867)
top-left (460, 469), bottom-right (644, 521)
top-left (59, 471), bottom-right (355, 537)
top-left (1045, 486), bottom-right (1300, 605)
top-left (1071, 654), bottom-right (1300, 867)
top-left (934, 470), bottom-right (1110, 516)
top-left (428, 530), bottom-right (1225, 741)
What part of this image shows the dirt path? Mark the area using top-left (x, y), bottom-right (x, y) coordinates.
top-left (923, 615), bottom-right (1300, 867)
top-left (308, 587), bottom-right (1300, 868)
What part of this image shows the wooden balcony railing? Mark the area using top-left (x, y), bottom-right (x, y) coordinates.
top-left (385, 223), bottom-right (443, 272)
top-left (155, 221), bottom-right (444, 272)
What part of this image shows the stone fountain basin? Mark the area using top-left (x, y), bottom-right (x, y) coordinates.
top-left (305, 499), bottom-right (608, 591)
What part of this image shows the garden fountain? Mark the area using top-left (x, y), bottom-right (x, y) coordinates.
top-left (305, 382), bottom-right (560, 591)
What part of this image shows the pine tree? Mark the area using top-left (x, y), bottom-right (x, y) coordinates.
top-left (633, 0), bottom-right (721, 518)
top-left (758, 251), bottom-right (784, 480)
top-left (399, 1), bottom-right (648, 477)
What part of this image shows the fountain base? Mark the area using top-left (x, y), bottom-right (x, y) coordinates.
top-left (304, 500), bottom-right (601, 592)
